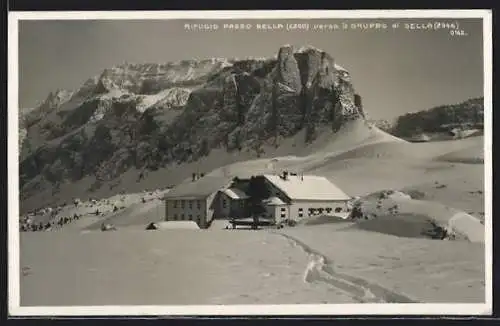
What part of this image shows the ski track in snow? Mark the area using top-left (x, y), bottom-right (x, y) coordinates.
top-left (272, 231), bottom-right (419, 303)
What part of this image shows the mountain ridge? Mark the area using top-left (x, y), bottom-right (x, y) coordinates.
top-left (19, 45), bottom-right (370, 212)
top-left (367, 97), bottom-right (484, 140)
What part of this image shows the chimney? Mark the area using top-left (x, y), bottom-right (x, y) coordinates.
top-left (192, 173), bottom-right (197, 182)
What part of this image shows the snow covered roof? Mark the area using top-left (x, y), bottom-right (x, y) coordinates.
top-left (263, 174), bottom-right (351, 201)
top-left (164, 176), bottom-right (233, 199)
top-left (263, 196), bottom-right (287, 206)
top-left (153, 221), bottom-right (200, 230)
top-left (222, 188), bottom-right (249, 200)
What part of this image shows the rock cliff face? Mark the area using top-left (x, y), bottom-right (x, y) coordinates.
top-left (20, 45), bottom-right (364, 209)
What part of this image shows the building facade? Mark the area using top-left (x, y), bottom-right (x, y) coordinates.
top-left (164, 172), bottom-right (352, 228)
top-left (286, 200), bottom-right (351, 220)
top-left (163, 175), bottom-right (233, 228)
top-left (259, 173), bottom-right (352, 223)
top-left (165, 196), bottom-right (210, 227)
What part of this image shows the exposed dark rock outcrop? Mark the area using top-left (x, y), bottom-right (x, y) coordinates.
top-left (390, 97), bottom-right (484, 138)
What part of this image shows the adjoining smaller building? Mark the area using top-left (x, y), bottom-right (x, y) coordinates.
top-left (214, 187), bottom-right (250, 220)
top-left (262, 196), bottom-right (288, 222)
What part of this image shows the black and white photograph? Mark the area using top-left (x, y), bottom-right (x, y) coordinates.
top-left (8, 10), bottom-right (492, 316)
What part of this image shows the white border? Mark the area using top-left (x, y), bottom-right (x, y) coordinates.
top-left (483, 9), bottom-right (494, 318)
top-left (8, 9), bottom-right (493, 317)
top-left (8, 10), bottom-right (21, 316)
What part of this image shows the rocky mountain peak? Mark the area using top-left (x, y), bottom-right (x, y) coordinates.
top-left (294, 46), bottom-right (327, 89)
top-left (296, 44), bottom-right (325, 53)
top-left (44, 89), bottom-right (74, 107)
top-left (20, 45), bottom-right (366, 211)
top-left (275, 45), bottom-right (302, 93)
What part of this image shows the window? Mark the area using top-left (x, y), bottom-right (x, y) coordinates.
top-left (189, 201), bottom-right (193, 209)
top-left (196, 215), bottom-right (201, 221)
top-left (197, 200), bottom-right (202, 209)
top-left (188, 214), bottom-right (192, 220)
top-left (173, 201), bottom-right (177, 208)
top-left (222, 199), bottom-right (227, 208)
top-left (298, 208), bottom-right (303, 212)
top-left (239, 201), bottom-right (245, 208)
top-left (281, 213), bottom-right (286, 218)
top-left (326, 207), bottom-right (332, 213)
top-left (280, 207), bottom-right (286, 212)
top-left (181, 200), bottom-right (185, 209)
top-left (173, 214), bottom-right (178, 220)
top-left (318, 208), bottom-right (324, 214)
top-left (181, 214), bottom-right (185, 219)
top-left (298, 212), bottom-right (303, 218)
top-left (335, 207), bottom-right (343, 213)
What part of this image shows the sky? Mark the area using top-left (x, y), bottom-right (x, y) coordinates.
top-left (18, 18), bottom-right (484, 120)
